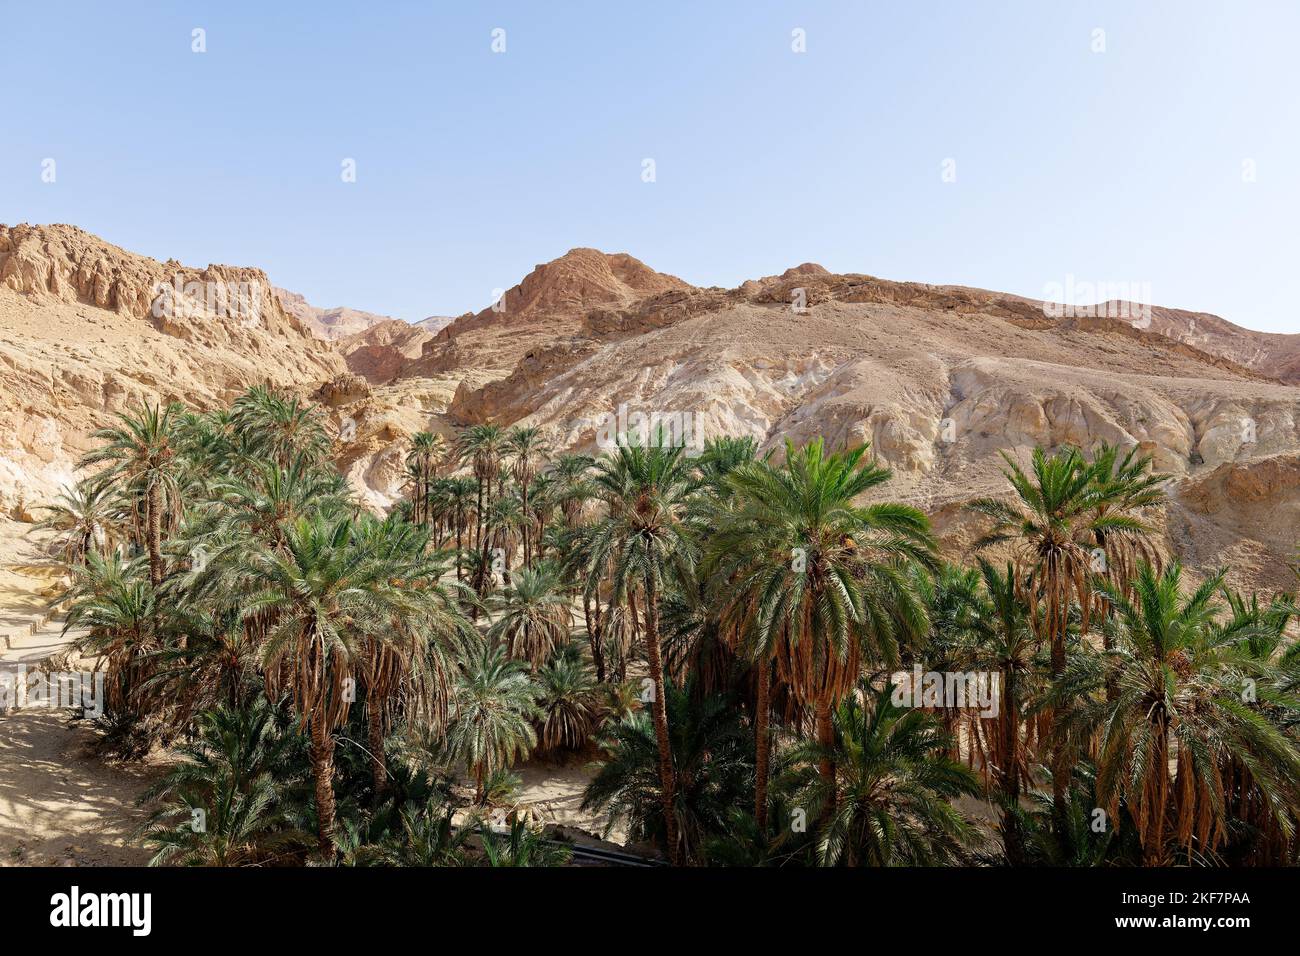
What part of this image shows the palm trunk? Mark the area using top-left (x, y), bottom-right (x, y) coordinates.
top-left (1145, 714), bottom-right (1170, 866)
top-left (754, 656), bottom-right (772, 831)
top-left (520, 479), bottom-right (530, 567)
top-left (455, 513), bottom-right (464, 582)
top-left (1048, 582), bottom-right (1069, 844)
top-left (367, 700), bottom-right (387, 801)
top-left (584, 592), bottom-right (606, 683)
top-left (475, 478), bottom-right (484, 552)
top-left (309, 715), bottom-right (338, 859)
top-left (815, 697), bottom-right (835, 793)
top-left (1001, 668), bottom-right (1023, 864)
top-left (146, 480), bottom-right (163, 588)
top-left (643, 566), bottom-right (679, 865)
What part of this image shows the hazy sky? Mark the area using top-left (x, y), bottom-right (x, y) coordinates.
top-left (4, 1), bottom-right (1297, 332)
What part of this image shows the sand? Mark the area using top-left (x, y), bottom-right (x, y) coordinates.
top-left (0, 711), bottom-right (157, 866)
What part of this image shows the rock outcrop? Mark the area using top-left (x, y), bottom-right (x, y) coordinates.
top-left (0, 224), bottom-right (345, 510)
top-left (4, 226), bottom-right (1298, 593)
top-left (426, 257), bottom-right (1300, 593)
top-left (273, 286), bottom-right (395, 341)
top-left (339, 319), bottom-right (433, 384)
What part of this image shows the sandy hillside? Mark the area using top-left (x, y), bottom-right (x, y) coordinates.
top-left (3, 224), bottom-right (1298, 592)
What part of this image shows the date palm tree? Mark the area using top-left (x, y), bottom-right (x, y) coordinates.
top-left (80, 402), bottom-right (183, 589)
top-left (456, 422), bottom-right (507, 553)
top-left (582, 430), bottom-right (698, 863)
top-left (349, 514), bottom-right (475, 797)
top-left (582, 679), bottom-right (753, 864)
top-left (478, 818), bottom-right (573, 867)
top-left (405, 431), bottom-right (444, 527)
top-left (706, 439), bottom-right (935, 827)
top-left (506, 425), bottom-right (550, 566)
top-left (785, 683), bottom-right (981, 866)
top-left (1085, 563), bottom-right (1300, 864)
top-left (65, 552), bottom-right (156, 717)
top-left (228, 514), bottom-right (442, 857)
top-left (548, 453), bottom-right (595, 530)
top-left (938, 559), bottom-right (1038, 862)
top-left (536, 645), bottom-right (601, 753)
top-left (38, 477), bottom-right (124, 565)
top-left (969, 446), bottom-right (1142, 835)
top-left (232, 385), bottom-right (331, 469)
top-left (1086, 443), bottom-right (1168, 595)
top-left (137, 700), bottom-right (309, 866)
top-left (443, 642), bottom-right (539, 803)
top-left (487, 563), bottom-right (573, 671)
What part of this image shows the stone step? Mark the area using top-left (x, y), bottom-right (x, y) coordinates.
top-left (0, 602), bottom-right (68, 650)
top-left (0, 622), bottom-right (86, 671)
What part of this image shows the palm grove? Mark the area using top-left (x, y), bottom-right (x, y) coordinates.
top-left (39, 386), bottom-right (1300, 866)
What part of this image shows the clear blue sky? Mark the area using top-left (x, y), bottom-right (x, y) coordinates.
top-left (3, 1), bottom-right (1297, 332)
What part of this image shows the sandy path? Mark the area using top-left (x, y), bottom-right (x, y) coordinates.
top-left (0, 710), bottom-right (158, 866)
top-left (0, 519), bottom-right (160, 867)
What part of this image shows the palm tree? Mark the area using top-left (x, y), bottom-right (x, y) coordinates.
top-left (694, 434), bottom-right (761, 499)
top-left (1083, 563), bottom-right (1300, 864)
top-left (376, 799), bottom-right (471, 866)
top-left (506, 425), bottom-right (551, 566)
top-left (137, 700), bottom-right (309, 866)
top-left (64, 552), bottom-right (156, 721)
top-left (785, 683), bottom-right (981, 866)
top-left (582, 679), bottom-right (753, 864)
top-left (456, 422), bottom-right (507, 554)
top-left (1086, 443), bottom-right (1167, 594)
top-left (349, 514), bottom-right (474, 798)
top-left (487, 564), bottom-right (573, 671)
top-left (228, 514), bottom-right (438, 857)
top-left (232, 385), bottom-right (331, 469)
top-left (80, 402), bottom-right (183, 588)
top-left (536, 645), bottom-right (601, 753)
top-left (583, 430), bottom-right (698, 863)
top-left (405, 431), bottom-right (444, 526)
top-left (706, 438), bottom-right (935, 828)
top-left (444, 642), bottom-right (539, 803)
top-left (38, 478), bottom-right (123, 565)
top-left (548, 453), bottom-right (595, 530)
top-left (968, 446), bottom-right (1142, 833)
top-left (210, 455), bottom-right (350, 548)
top-left (477, 819), bottom-right (573, 867)
top-left (428, 476), bottom-right (477, 581)
top-left (934, 559), bottom-right (1038, 862)
top-left (483, 491), bottom-right (525, 585)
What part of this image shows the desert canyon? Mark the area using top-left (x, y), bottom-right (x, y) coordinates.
top-left (2, 221), bottom-right (1298, 594)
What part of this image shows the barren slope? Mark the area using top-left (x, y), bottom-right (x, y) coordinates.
top-left (0, 224), bottom-right (346, 510)
top-left (429, 265), bottom-right (1300, 592)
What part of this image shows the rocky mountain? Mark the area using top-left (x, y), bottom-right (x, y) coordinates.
top-left (273, 286), bottom-right (395, 341)
top-left (1133, 304), bottom-right (1300, 385)
top-left (339, 319), bottom-right (433, 384)
top-left (415, 315), bottom-right (456, 335)
top-left (415, 260), bottom-right (1298, 592)
top-left (0, 224), bottom-right (345, 510)
top-left (398, 248), bottom-right (692, 390)
top-left (2, 225), bottom-right (1297, 592)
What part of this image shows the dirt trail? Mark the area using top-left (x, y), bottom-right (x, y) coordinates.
top-left (0, 519), bottom-right (159, 866)
top-left (0, 710), bottom-right (157, 866)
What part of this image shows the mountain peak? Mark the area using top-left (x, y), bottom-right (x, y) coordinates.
top-left (439, 248), bottom-right (691, 338)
